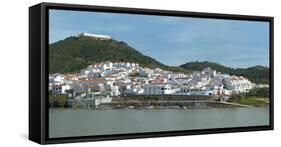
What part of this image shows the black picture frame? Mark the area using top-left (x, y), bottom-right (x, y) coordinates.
top-left (29, 2), bottom-right (274, 144)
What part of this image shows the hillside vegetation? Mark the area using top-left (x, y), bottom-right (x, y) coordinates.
top-left (180, 61), bottom-right (269, 84)
top-left (49, 36), bottom-right (166, 74)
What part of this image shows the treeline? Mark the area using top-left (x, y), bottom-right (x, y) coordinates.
top-left (228, 87), bottom-right (270, 106)
top-left (229, 87), bottom-right (269, 100)
top-left (245, 87), bottom-right (269, 98)
top-left (180, 61), bottom-right (269, 84)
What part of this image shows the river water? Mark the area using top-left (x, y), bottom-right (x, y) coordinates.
top-left (49, 107), bottom-right (269, 138)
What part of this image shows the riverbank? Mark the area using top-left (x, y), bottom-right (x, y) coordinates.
top-left (50, 95), bottom-right (268, 110)
top-left (227, 96), bottom-right (269, 107)
top-left (73, 99), bottom-right (253, 110)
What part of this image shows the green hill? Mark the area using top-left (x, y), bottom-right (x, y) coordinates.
top-left (49, 36), bottom-right (167, 74)
top-left (49, 35), bottom-right (269, 84)
top-left (180, 61), bottom-right (269, 84)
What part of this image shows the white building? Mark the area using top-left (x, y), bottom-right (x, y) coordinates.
top-left (144, 84), bottom-right (176, 95)
top-left (51, 84), bottom-right (71, 95)
top-left (111, 85), bottom-right (120, 96)
top-left (139, 68), bottom-right (154, 77)
top-left (49, 73), bottom-right (65, 84)
top-left (223, 76), bottom-right (254, 93)
top-left (213, 73), bottom-right (230, 81)
top-left (202, 67), bottom-right (217, 77)
top-left (93, 95), bottom-right (112, 106)
top-left (72, 84), bottom-right (87, 94)
top-left (178, 86), bottom-right (212, 96)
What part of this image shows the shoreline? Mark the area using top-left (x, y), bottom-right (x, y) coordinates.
top-left (49, 102), bottom-right (269, 110)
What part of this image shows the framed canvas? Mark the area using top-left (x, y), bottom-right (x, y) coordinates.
top-left (29, 2), bottom-right (274, 144)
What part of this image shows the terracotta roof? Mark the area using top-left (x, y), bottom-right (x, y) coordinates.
top-left (84, 85), bottom-right (99, 89)
top-left (230, 76), bottom-right (247, 81)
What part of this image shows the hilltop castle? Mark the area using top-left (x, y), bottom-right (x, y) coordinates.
top-left (77, 32), bottom-right (112, 40)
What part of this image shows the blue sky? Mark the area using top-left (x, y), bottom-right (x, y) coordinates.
top-left (49, 9), bottom-right (270, 68)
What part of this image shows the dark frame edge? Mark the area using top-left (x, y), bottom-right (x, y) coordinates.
top-left (41, 2), bottom-right (48, 145)
top-left (29, 3), bottom-right (43, 144)
top-left (269, 17), bottom-right (274, 130)
top-left (29, 2), bottom-right (48, 145)
top-left (41, 2), bottom-right (273, 21)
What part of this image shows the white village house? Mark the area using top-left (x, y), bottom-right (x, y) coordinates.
top-left (48, 58), bottom-right (259, 99)
top-left (223, 76), bottom-right (254, 93)
top-left (144, 84), bottom-right (177, 95)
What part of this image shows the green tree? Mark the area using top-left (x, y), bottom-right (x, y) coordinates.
top-left (246, 87), bottom-right (269, 98)
top-left (56, 94), bottom-right (67, 108)
top-left (49, 94), bottom-right (56, 108)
